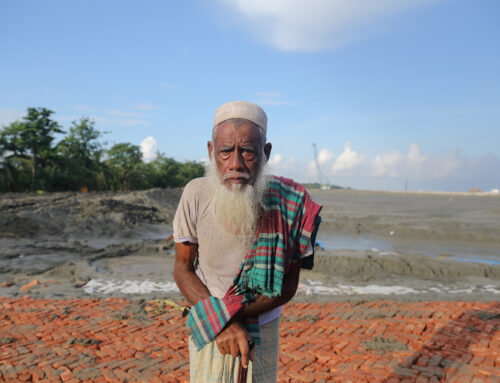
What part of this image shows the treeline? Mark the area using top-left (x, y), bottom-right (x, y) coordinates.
top-left (0, 107), bottom-right (205, 193)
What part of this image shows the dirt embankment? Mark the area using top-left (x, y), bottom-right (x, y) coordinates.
top-left (0, 188), bottom-right (181, 239)
top-left (0, 189), bottom-right (181, 286)
top-left (312, 250), bottom-right (500, 282)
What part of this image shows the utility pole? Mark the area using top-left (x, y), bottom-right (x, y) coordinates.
top-left (312, 143), bottom-right (323, 186)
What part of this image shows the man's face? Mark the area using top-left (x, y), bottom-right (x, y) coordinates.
top-left (208, 120), bottom-right (271, 190)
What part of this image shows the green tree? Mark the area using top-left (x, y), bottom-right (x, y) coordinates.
top-left (151, 155), bottom-right (182, 187)
top-left (60, 118), bottom-right (102, 165)
top-left (0, 108), bottom-right (62, 191)
top-left (177, 160), bottom-right (205, 185)
top-left (56, 118), bottom-right (105, 190)
top-left (0, 106), bottom-right (206, 193)
top-left (145, 154), bottom-right (205, 188)
top-left (106, 143), bottom-right (142, 191)
top-left (0, 135), bottom-right (18, 192)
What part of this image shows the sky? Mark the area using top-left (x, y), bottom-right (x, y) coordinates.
top-left (1, 0), bottom-right (499, 192)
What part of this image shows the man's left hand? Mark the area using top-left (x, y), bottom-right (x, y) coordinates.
top-left (215, 320), bottom-right (254, 368)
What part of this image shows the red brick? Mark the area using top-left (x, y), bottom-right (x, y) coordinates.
top-left (2, 298), bottom-right (500, 383)
top-left (31, 367), bottom-right (46, 381)
top-left (60, 370), bottom-right (73, 381)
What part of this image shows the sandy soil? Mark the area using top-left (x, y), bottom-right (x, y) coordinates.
top-left (1, 187), bottom-right (499, 302)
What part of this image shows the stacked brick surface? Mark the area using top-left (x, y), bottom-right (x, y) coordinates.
top-left (1, 297), bottom-right (499, 382)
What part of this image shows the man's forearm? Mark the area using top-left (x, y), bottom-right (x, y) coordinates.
top-left (174, 266), bottom-right (211, 305)
top-left (174, 242), bottom-right (211, 305)
top-left (234, 294), bottom-right (287, 319)
top-left (235, 258), bottom-right (303, 320)
top-left (174, 253), bottom-right (302, 316)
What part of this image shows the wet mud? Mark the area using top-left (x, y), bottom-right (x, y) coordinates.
top-left (1, 188), bottom-right (499, 301)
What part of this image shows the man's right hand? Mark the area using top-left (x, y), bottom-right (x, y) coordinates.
top-left (215, 320), bottom-right (254, 368)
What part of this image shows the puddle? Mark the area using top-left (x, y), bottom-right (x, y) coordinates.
top-left (316, 234), bottom-right (500, 265)
top-left (316, 235), bottom-right (392, 252)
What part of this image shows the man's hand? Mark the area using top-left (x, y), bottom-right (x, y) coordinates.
top-left (215, 321), bottom-right (254, 368)
top-left (234, 258), bottom-right (304, 320)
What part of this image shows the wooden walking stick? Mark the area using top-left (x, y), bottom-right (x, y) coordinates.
top-left (237, 338), bottom-right (254, 383)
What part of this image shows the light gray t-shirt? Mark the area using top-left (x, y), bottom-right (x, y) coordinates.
top-left (173, 177), bottom-right (311, 324)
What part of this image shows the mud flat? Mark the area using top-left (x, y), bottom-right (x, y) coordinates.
top-left (1, 187), bottom-right (499, 302)
top-left (311, 189), bottom-right (500, 246)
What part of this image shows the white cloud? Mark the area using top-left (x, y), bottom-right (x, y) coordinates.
top-left (408, 142), bottom-right (426, 164)
top-left (117, 119), bottom-right (151, 127)
top-left (254, 92), bottom-right (283, 99)
top-left (133, 103), bottom-right (163, 111)
top-left (75, 105), bottom-right (93, 111)
top-left (269, 153), bottom-right (283, 165)
top-left (63, 109), bottom-right (151, 127)
top-left (307, 148), bottom-right (335, 182)
top-left (372, 149), bottom-right (404, 177)
top-left (252, 91), bottom-right (289, 106)
top-left (333, 141), bottom-right (366, 172)
top-left (266, 141), bottom-right (500, 192)
top-left (89, 115), bottom-right (150, 127)
top-left (219, 0), bottom-right (440, 51)
top-left (106, 109), bottom-right (142, 118)
top-left (255, 99), bottom-right (288, 106)
top-left (140, 136), bottom-right (159, 163)
top-left (317, 148), bottom-right (334, 165)
top-left (0, 109), bottom-right (24, 127)
top-left (267, 154), bottom-right (311, 181)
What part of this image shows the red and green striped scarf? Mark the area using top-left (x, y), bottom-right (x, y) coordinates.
top-left (186, 176), bottom-right (322, 350)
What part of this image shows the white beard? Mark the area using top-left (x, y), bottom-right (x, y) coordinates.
top-left (206, 159), bottom-right (268, 240)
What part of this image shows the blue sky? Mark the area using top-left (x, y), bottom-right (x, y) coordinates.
top-left (1, 0), bottom-right (499, 191)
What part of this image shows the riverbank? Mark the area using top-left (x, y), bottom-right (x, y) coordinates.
top-left (1, 187), bottom-right (499, 302)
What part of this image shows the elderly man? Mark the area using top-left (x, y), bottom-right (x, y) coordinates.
top-left (173, 101), bottom-right (321, 382)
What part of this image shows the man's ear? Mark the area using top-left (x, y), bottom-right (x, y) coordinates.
top-left (207, 141), bottom-right (213, 161)
top-left (264, 143), bottom-right (272, 162)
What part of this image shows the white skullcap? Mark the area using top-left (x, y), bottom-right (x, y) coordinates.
top-left (213, 101), bottom-right (267, 134)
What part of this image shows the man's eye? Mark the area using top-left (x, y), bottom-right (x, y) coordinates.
top-left (243, 151), bottom-right (256, 158)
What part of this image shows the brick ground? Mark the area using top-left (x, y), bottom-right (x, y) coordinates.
top-left (1, 297), bottom-right (499, 382)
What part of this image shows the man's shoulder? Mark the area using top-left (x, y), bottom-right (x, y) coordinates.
top-left (267, 175), bottom-right (307, 194)
top-left (180, 177), bottom-right (213, 203)
top-left (184, 176), bottom-right (210, 190)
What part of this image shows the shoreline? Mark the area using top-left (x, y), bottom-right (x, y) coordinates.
top-left (1, 247), bottom-right (498, 302)
top-left (1, 187), bottom-right (499, 303)
top-left (313, 188), bottom-right (500, 196)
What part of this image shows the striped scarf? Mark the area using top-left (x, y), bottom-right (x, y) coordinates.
top-left (186, 176), bottom-right (322, 350)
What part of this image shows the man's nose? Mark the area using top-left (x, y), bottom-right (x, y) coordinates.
top-left (228, 150), bottom-right (245, 171)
